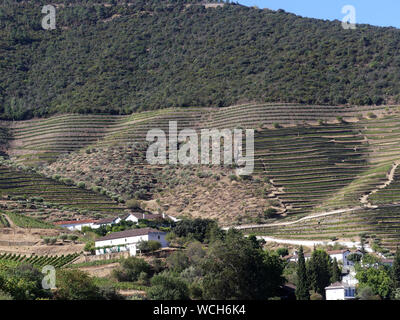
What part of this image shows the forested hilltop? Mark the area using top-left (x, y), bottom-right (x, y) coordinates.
top-left (1, 0), bottom-right (400, 120)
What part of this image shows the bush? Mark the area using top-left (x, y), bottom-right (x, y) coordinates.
top-left (276, 248), bottom-right (289, 257)
top-left (55, 270), bottom-right (103, 300)
top-left (68, 235), bottom-right (79, 243)
top-left (137, 240), bottom-right (162, 253)
top-left (264, 208), bottom-right (277, 219)
top-left (112, 257), bottom-right (151, 282)
top-left (59, 234), bottom-right (68, 242)
top-left (310, 292), bottom-right (323, 300)
top-left (146, 272), bottom-right (190, 300)
top-left (77, 181), bottom-right (86, 189)
top-left (126, 199), bottom-right (142, 211)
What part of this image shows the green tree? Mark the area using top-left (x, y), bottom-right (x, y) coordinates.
top-left (331, 258), bottom-right (341, 283)
top-left (391, 247), bottom-right (400, 294)
top-left (112, 257), bottom-right (151, 282)
top-left (166, 251), bottom-right (190, 273)
top-left (55, 269), bottom-right (103, 300)
top-left (0, 264), bottom-right (52, 300)
top-left (276, 247), bottom-right (289, 257)
top-left (307, 249), bottom-right (332, 297)
top-left (295, 246), bottom-right (309, 300)
top-left (146, 272), bottom-right (190, 300)
top-left (201, 229), bottom-right (284, 300)
top-left (356, 267), bottom-right (391, 299)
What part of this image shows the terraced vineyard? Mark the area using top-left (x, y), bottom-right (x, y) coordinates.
top-left (0, 165), bottom-right (126, 215)
top-left (3, 104), bottom-right (400, 250)
top-left (0, 253), bottom-right (79, 268)
top-left (246, 205), bottom-right (400, 252)
top-left (370, 166), bottom-right (400, 205)
top-left (253, 124), bottom-right (369, 215)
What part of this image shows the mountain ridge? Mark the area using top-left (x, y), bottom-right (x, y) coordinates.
top-left (2, 0), bottom-right (400, 120)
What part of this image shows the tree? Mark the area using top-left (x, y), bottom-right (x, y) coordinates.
top-left (201, 229), bottom-right (284, 300)
top-left (307, 249), bottom-right (332, 297)
top-left (0, 264), bottom-right (52, 300)
top-left (112, 257), bottom-right (151, 282)
top-left (276, 247), bottom-right (289, 257)
top-left (391, 247), bottom-right (400, 294)
top-left (173, 218), bottom-right (219, 243)
top-left (166, 251), bottom-right (190, 273)
top-left (146, 272), bottom-right (190, 300)
top-left (331, 258), bottom-right (341, 283)
top-left (295, 246), bottom-right (309, 300)
top-left (357, 286), bottom-right (381, 300)
top-left (356, 267), bottom-right (391, 299)
top-left (55, 270), bottom-right (103, 300)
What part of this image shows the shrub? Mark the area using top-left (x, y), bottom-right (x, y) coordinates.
top-left (146, 272), bottom-right (190, 300)
top-left (126, 199), bottom-right (142, 211)
top-left (112, 257), bottom-right (151, 282)
top-left (367, 112), bottom-right (377, 119)
top-left (264, 208), bottom-right (278, 219)
top-left (276, 248), bottom-right (289, 257)
top-left (310, 292), bottom-right (323, 300)
top-left (68, 235), bottom-right (79, 243)
top-left (137, 240), bottom-right (162, 253)
top-left (77, 181), bottom-right (86, 189)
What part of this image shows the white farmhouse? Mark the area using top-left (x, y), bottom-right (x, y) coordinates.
top-left (95, 227), bottom-right (168, 256)
top-left (54, 219), bottom-right (96, 231)
top-left (91, 217), bottom-right (121, 229)
top-left (122, 213), bottom-right (140, 224)
top-left (328, 249), bottom-right (363, 270)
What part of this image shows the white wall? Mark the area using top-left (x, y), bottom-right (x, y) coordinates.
top-left (62, 222), bottom-right (94, 231)
top-left (125, 215), bottom-right (139, 223)
top-left (95, 232), bottom-right (168, 256)
top-left (326, 288), bottom-right (345, 300)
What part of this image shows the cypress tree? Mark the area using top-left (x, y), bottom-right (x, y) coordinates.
top-left (331, 258), bottom-right (341, 283)
top-left (295, 246), bottom-right (309, 300)
top-left (308, 249), bottom-right (332, 297)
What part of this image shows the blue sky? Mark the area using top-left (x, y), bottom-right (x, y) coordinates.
top-left (237, 0), bottom-right (400, 29)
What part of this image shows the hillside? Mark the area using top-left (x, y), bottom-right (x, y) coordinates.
top-left (4, 103), bottom-right (400, 253)
top-left (2, 0), bottom-right (400, 119)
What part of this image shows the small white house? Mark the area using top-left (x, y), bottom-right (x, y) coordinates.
top-left (95, 227), bottom-right (168, 256)
top-left (91, 217), bottom-right (121, 229)
top-left (54, 219), bottom-right (96, 231)
top-left (122, 213), bottom-right (140, 224)
top-left (328, 249), bottom-right (363, 270)
top-left (325, 282), bottom-right (356, 300)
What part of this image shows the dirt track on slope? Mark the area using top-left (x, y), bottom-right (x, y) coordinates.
top-left (360, 161), bottom-right (400, 207)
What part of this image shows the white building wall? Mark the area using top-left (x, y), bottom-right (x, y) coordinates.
top-left (330, 253), bottom-right (344, 263)
top-left (148, 232), bottom-right (169, 247)
top-left (63, 222), bottom-right (94, 231)
top-left (326, 288), bottom-right (345, 300)
top-left (95, 232), bottom-right (168, 256)
top-left (125, 215), bottom-right (139, 223)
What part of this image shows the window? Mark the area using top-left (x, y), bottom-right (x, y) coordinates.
top-left (158, 235), bottom-right (160, 239)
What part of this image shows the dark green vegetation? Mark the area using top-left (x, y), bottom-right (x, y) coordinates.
top-left (0, 220), bottom-right (286, 300)
top-left (5, 211), bottom-right (55, 228)
top-left (287, 246), bottom-right (400, 300)
top-left (1, 0), bottom-right (400, 120)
